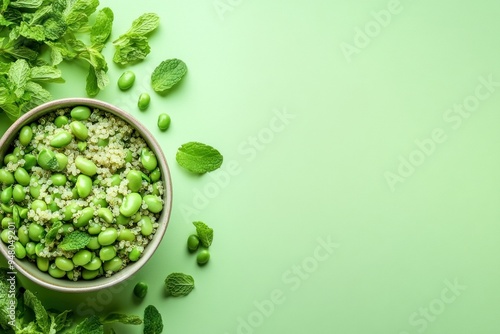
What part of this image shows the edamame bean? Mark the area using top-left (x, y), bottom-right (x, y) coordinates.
top-left (18, 225), bottom-right (29, 245)
top-left (4, 154), bottom-right (18, 164)
top-left (55, 256), bottom-right (74, 271)
top-left (76, 174), bottom-right (92, 198)
top-left (63, 203), bottom-right (81, 221)
top-left (150, 168), bottom-right (161, 182)
top-left (141, 149), bottom-right (157, 171)
top-left (37, 148), bottom-right (57, 170)
top-left (97, 208), bottom-right (113, 224)
top-left (71, 106), bottom-right (91, 120)
top-left (116, 214), bottom-right (130, 225)
top-left (128, 248), bottom-right (141, 262)
top-left (97, 138), bottom-right (109, 147)
top-left (14, 241), bottom-right (26, 259)
top-left (133, 281), bottom-right (148, 298)
top-left (187, 234), bottom-right (200, 252)
top-left (0, 169), bottom-right (15, 185)
top-left (120, 193), bottom-right (142, 217)
top-left (50, 131), bottom-right (72, 148)
top-left (126, 170), bottom-right (143, 192)
top-left (118, 229), bottom-right (135, 242)
top-left (143, 195), bottom-right (163, 213)
top-left (98, 228), bottom-right (118, 246)
top-left (83, 256), bottom-right (102, 270)
top-left (157, 113), bottom-right (171, 131)
top-left (132, 213), bottom-right (142, 223)
top-left (109, 174), bottom-right (121, 186)
top-left (30, 183), bottom-right (41, 199)
top-left (103, 257), bottom-right (122, 272)
top-left (99, 245), bottom-right (116, 261)
top-left (54, 153), bottom-right (68, 171)
top-left (14, 167), bottom-right (30, 186)
top-left (1, 186), bottom-right (12, 204)
top-left (19, 125), bottom-right (33, 146)
top-left (88, 222), bottom-right (102, 235)
top-left (72, 250), bottom-right (92, 266)
top-left (77, 141), bottom-right (87, 151)
top-left (82, 269), bottom-right (100, 280)
top-left (75, 207), bottom-right (94, 227)
top-left (25, 242), bottom-right (36, 256)
top-left (118, 71), bottom-right (135, 90)
top-left (35, 243), bottom-right (44, 256)
top-left (140, 217), bottom-right (153, 236)
top-left (0, 229), bottom-right (13, 244)
top-left (93, 197), bottom-right (108, 208)
top-left (87, 237), bottom-right (100, 250)
top-left (13, 184), bottom-right (26, 202)
top-left (75, 156), bottom-right (97, 176)
top-left (48, 263), bottom-right (66, 278)
top-left (70, 121), bottom-right (89, 140)
top-left (125, 149), bottom-right (133, 163)
top-left (197, 249), bottom-right (210, 265)
top-left (51, 173), bottom-right (67, 186)
top-left (54, 115), bottom-right (69, 128)
top-left (23, 154), bottom-right (37, 170)
top-left (37, 257), bottom-right (49, 272)
top-left (138, 93), bottom-right (150, 111)
top-left (28, 223), bottom-right (45, 242)
top-left (19, 206), bottom-right (28, 219)
top-left (1, 217), bottom-right (12, 229)
top-left (1, 203), bottom-right (12, 213)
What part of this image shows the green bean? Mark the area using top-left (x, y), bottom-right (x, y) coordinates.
top-left (63, 203), bottom-right (81, 221)
top-left (132, 213), bottom-right (142, 223)
top-left (197, 249), bottom-right (210, 265)
top-left (117, 229), bottom-right (135, 242)
top-left (1, 203), bottom-right (12, 213)
top-left (187, 234), bottom-right (200, 252)
top-left (14, 167), bottom-right (30, 186)
top-left (157, 113), bottom-right (171, 131)
top-left (4, 154), bottom-right (18, 164)
top-left (120, 192), bottom-right (142, 217)
top-left (140, 216), bottom-right (153, 236)
top-left (37, 148), bottom-right (57, 170)
top-left (126, 170), bottom-right (143, 192)
top-left (93, 197), bottom-right (108, 208)
top-left (12, 184), bottom-right (26, 202)
top-left (88, 222), bottom-right (102, 235)
top-left (14, 241), bottom-right (26, 259)
top-left (0, 217), bottom-right (10, 229)
top-left (50, 131), bottom-right (72, 148)
top-left (75, 156), bottom-right (97, 176)
top-left (0, 186), bottom-right (12, 204)
top-left (28, 223), bottom-right (45, 242)
top-left (82, 269), bottom-right (100, 280)
top-left (18, 225), bottom-right (29, 245)
top-left (0, 229), bottom-right (12, 244)
top-left (55, 256), bottom-right (74, 271)
top-left (54, 153), bottom-right (68, 171)
top-left (54, 115), bottom-right (69, 128)
top-left (35, 243), bottom-right (44, 256)
top-left (97, 138), bottom-right (109, 147)
top-left (37, 257), bottom-right (49, 272)
top-left (70, 121), bottom-right (89, 140)
top-left (150, 167), bottom-right (161, 182)
top-left (25, 242), bottom-right (36, 257)
top-left (72, 249), bottom-right (92, 266)
top-left (76, 174), bottom-right (92, 198)
top-left (19, 125), bottom-right (33, 146)
top-left (143, 194), bottom-right (163, 213)
top-left (116, 214), bottom-right (131, 225)
top-left (19, 206), bottom-right (28, 219)
top-left (31, 199), bottom-right (47, 212)
top-left (109, 174), bottom-right (121, 186)
top-left (0, 169), bottom-right (15, 185)
top-left (48, 263), bottom-right (66, 278)
top-left (77, 141), bottom-right (87, 152)
top-left (103, 257), bottom-right (122, 272)
top-left (118, 71), bottom-right (135, 90)
top-left (87, 237), bottom-right (100, 250)
top-left (30, 183), bottom-right (41, 199)
top-left (128, 247), bottom-right (141, 262)
top-left (23, 154), bottom-right (37, 170)
top-left (70, 106), bottom-right (91, 121)
top-left (75, 207), bottom-right (94, 228)
top-left (97, 207), bottom-right (113, 224)
top-left (133, 281), bottom-right (148, 298)
top-left (140, 148), bottom-right (158, 171)
top-left (50, 173), bottom-right (67, 186)
top-left (97, 228), bottom-right (118, 246)
top-left (137, 93), bottom-right (150, 111)
top-left (125, 149), bottom-right (133, 163)
top-left (99, 245), bottom-right (116, 261)
top-left (83, 256), bottom-right (102, 270)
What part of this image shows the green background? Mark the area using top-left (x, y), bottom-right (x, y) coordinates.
top-left (1, 0), bottom-right (500, 333)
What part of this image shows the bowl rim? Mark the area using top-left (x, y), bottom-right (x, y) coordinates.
top-left (0, 97), bottom-right (173, 293)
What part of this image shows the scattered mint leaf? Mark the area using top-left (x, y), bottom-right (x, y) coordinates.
top-left (176, 141), bottom-right (223, 174)
top-left (151, 58), bottom-right (187, 94)
top-left (164, 273), bottom-right (195, 297)
top-left (49, 309), bottom-right (73, 333)
top-left (29, 65), bottom-right (64, 83)
top-left (9, 0), bottom-right (43, 9)
top-left (58, 231), bottom-right (91, 251)
top-left (63, 0), bottom-right (99, 32)
top-left (44, 221), bottom-right (62, 244)
top-left (101, 313), bottom-right (142, 325)
top-left (90, 7), bottom-right (113, 49)
top-left (23, 289), bottom-right (49, 333)
top-left (193, 221), bottom-right (213, 248)
top-left (74, 314), bottom-right (103, 334)
top-left (143, 305), bottom-right (163, 334)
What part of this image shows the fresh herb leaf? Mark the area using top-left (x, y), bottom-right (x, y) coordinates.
top-left (44, 221), bottom-right (62, 244)
top-left (49, 309), bottom-right (73, 333)
top-left (101, 313), bottom-right (142, 325)
top-left (143, 305), bottom-right (163, 334)
top-left (90, 7), bottom-right (113, 49)
top-left (164, 273), bottom-right (195, 297)
top-left (74, 314), bottom-right (103, 334)
top-left (58, 231), bottom-right (91, 251)
top-left (151, 58), bottom-right (187, 94)
top-left (126, 13), bottom-right (159, 36)
top-left (193, 221), bottom-right (213, 248)
top-left (85, 66), bottom-right (99, 97)
top-left (63, 0), bottom-right (99, 32)
top-left (176, 141), bottom-right (223, 174)
top-left (29, 65), bottom-right (64, 83)
top-left (9, 0), bottom-right (42, 9)
top-left (23, 289), bottom-right (49, 333)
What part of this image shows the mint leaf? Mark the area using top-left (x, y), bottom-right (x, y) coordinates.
top-left (58, 231), bottom-right (91, 251)
top-left (24, 289), bottom-right (49, 333)
top-left (101, 313), bottom-right (142, 325)
top-left (176, 142), bottom-right (223, 174)
top-left (86, 66), bottom-right (99, 97)
top-left (9, 0), bottom-right (43, 9)
top-left (90, 7), bottom-right (113, 49)
top-left (193, 221), bottom-right (213, 248)
top-left (143, 305), bottom-right (163, 334)
top-left (74, 314), bottom-right (103, 334)
top-left (63, 0), bottom-right (99, 32)
top-left (126, 13), bottom-right (159, 36)
top-left (44, 221), bottom-right (62, 244)
top-left (164, 273), bottom-right (195, 297)
top-left (49, 309), bottom-right (73, 333)
top-left (151, 58), bottom-right (187, 94)
top-left (29, 65), bottom-right (64, 83)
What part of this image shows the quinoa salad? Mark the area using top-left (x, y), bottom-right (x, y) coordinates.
top-left (0, 106), bottom-right (165, 281)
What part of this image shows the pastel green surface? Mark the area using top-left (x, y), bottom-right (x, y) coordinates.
top-left (1, 0), bottom-right (500, 333)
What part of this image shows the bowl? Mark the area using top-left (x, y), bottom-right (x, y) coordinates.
top-left (0, 98), bottom-right (172, 293)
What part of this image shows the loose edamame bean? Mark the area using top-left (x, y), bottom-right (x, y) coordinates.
top-left (18, 225), bottom-right (29, 245)
top-left (23, 154), bottom-right (37, 170)
top-left (99, 245), bottom-right (116, 261)
top-left (116, 214), bottom-right (131, 225)
top-left (140, 217), bottom-right (153, 236)
top-left (63, 203), bottom-right (81, 221)
top-left (83, 257), bottom-right (102, 271)
top-left (72, 250), bottom-right (92, 266)
top-left (70, 121), bottom-right (89, 140)
top-left (117, 229), bottom-right (135, 242)
top-left (133, 281), bottom-right (148, 298)
top-left (28, 223), bottom-right (45, 242)
top-left (137, 93), bottom-right (150, 111)
top-left (86, 237), bottom-right (100, 250)
top-left (118, 71), bottom-right (135, 90)
top-left (197, 249), bottom-right (210, 265)
top-left (76, 174), bottom-right (92, 198)
top-left (187, 234), bottom-right (200, 252)
top-left (82, 269), bottom-right (100, 280)
top-left (25, 242), bottom-right (36, 257)
top-left (103, 257), bottom-right (122, 272)
top-left (75, 207), bottom-right (94, 227)
top-left (120, 193), bottom-right (142, 217)
top-left (50, 131), bottom-right (72, 148)
top-left (143, 195), bottom-right (163, 213)
top-left (75, 156), bottom-right (97, 176)
top-left (14, 241), bottom-right (26, 259)
top-left (71, 106), bottom-right (91, 120)
top-left (150, 168), bottom-right (161, 182)
top-left (4, 154), bottom-right (18, 164)
top-left (0, 169), bottom-right (15, 185)
top-left (37, 257), bottom-right (49, 272)
top-left (77, 141), bottom-right (87, 151)
top-left (98, 138), bottom-right (109, 147)
top-left (126, 170), bottom-right (142, 192)
top-left (55, 256), bottom-right (74, 271)
top-left (51, 173), bottom-right (67, 186)
top-left (35, 243), bottom-right (44, 256)
top-left (157, 113), bottom-right (171, 131)
top-left (109, 174), bottom-right (121, 186)
top-left (14, 167), bottom-right (30, 186)
top-left (88, 223), bottom-right (102, 235)
top-left (141, 149), bottom-right (158, 171)
top-left (1, 229), bottom-right (12, 243)
top-left (13, 184), bottom-right (25, 202)
top-left (125, 149), bottom-right (133, 163)
top-left (93, 197), bottom-right (108, 208)
top-left (37, 148), bottom-right (57, 170)
top-left (19, 125), bottom-right (33, 146)
top-left (97, 208), bottom-right (113, 224)
top-left (128, 248), bottom-right (141, 262)
top-left (54, 153), bottom-right (68, 171)
top-left (98, 228), bottom-right (118, 246)
top-left (54, 115), bottom-right (69, 128)
top-left (1, 186), bottom-right (12, 204)
top-left (48, 263), bottom-right (66, 278)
